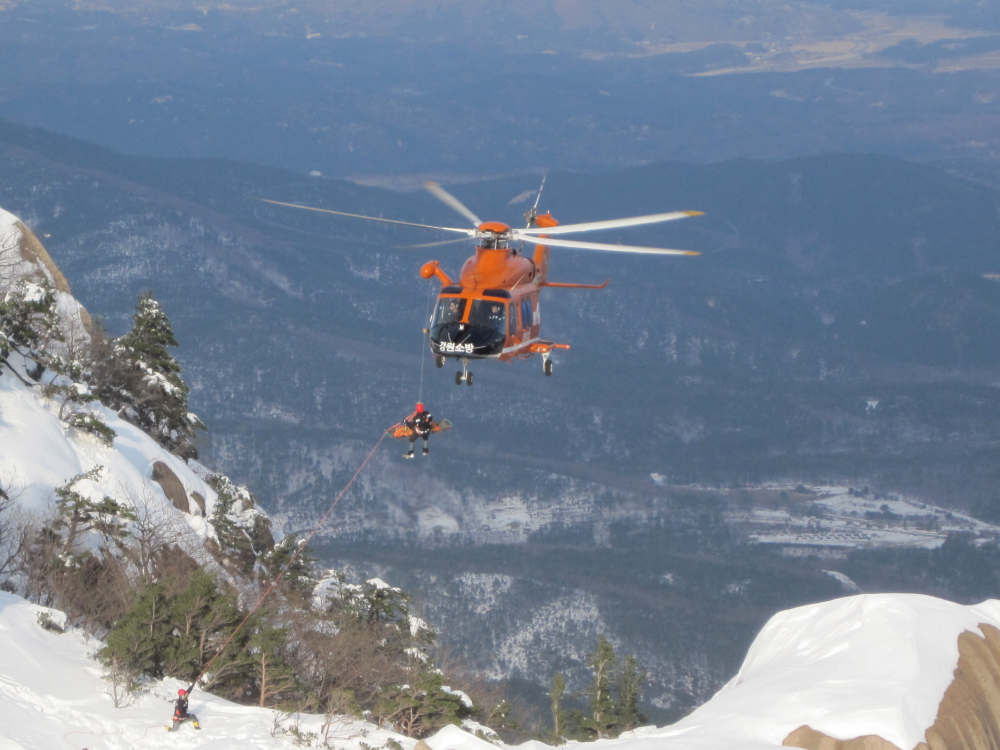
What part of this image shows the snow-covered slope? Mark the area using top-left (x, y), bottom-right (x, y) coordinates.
top-left (0, 362), bottom-right (219, 547)
top-left (580, 594), bottom-right (1000, 750)
top-left (0, 204), bottom-right (221, 561)
top-left (0, 591), bottom-right (415, 750)
top-left (3, 590), bottom-right (998, 750)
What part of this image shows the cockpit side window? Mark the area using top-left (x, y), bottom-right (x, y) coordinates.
top-left (469, 299), bottom-right (507, 333)
top-left (509, 302), bottom-right (518, 336)
top-left (521, 299), bottom-right (532, 330)
top-left (435, 297), bottom-right (466, 326)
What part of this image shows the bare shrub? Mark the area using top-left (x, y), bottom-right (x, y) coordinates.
top-left (321, 690), bottom-right (365, 745)
top-left (103, 659), bottom-right (143, 708)
top-left (287, 611), bottom-right (408, 711)
top-left (120, 486), bottom-right (186, 580)
top-left (0, 476), bottom-right (32, 589)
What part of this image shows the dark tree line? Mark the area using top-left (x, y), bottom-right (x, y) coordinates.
top-left (548, 635), bottom-right (648, 743)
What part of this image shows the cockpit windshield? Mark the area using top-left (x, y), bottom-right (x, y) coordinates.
top-left (435, 297), bottom-right (466, 326)
top-left (468, 299), bottom-right (507, 332)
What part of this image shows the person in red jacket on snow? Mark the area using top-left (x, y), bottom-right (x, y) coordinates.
top-left (169, 684), bottom-right (201, 732)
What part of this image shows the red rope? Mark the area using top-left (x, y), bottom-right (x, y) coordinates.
top-left (194, 431), bottom-right (388, 688)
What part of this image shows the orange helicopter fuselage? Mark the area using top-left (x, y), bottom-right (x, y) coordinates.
top-left (420, 214), bottom-right (572, 363)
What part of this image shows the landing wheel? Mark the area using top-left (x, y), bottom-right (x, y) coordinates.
top-left (456, 357), bottom-right (472, 386)
top-left (435, 355), bottom-right (445, 369)
top-left (544, 359), bottom-right (553, 377)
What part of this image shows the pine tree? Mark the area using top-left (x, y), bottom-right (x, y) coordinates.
top-left (161, 567), bottom-right (244, 680)
top-left (99, 581), bottom-right (172, 678)
top-left (97, 291), bottom-right (204, 457)
top-left (375, 668), bottom-right (470, 737)
top-left (261, 533), bottom-right (315, 593)
top-left (205, 473), bottom-right (275, 576)
top-left (581, 635), bottom-right (619, 739)
top-left (248, 625), bottom-right (299, 707)
top-left (54, 467), bottom-right (136, 556)
top-left (613, 655), bottom-right (647, 732)
top-left (0, 278), bottom-right (61, 381)
top-left (549, 672), bottom-right (566, 744)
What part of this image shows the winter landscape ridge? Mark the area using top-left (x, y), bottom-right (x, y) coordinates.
top-left (5, 131), bottom-right (1000, 724)
top-left (3, 588), bottom-right (1000, 750)
top-left (3, 193), bottom-right (1000, 750)
top-left (4, 0), bottom-right (1000, 743)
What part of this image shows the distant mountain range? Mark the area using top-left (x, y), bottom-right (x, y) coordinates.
top-left (27, 0), bottom-right (1000, 46)
top-left (4, 3), bottom-right (1000, 176)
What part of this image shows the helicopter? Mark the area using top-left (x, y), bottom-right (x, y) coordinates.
top-left (259, 179), bottom-right (702, 385)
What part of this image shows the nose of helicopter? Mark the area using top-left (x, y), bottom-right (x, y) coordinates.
top-left (431, 322), bottom-right (505, 357)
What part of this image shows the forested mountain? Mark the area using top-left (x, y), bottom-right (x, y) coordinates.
top-left (2, 118), bottom-right (1000, 719)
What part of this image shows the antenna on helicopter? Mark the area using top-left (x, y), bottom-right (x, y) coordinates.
top-left (524, 173), bottom-right (548, 228)
top-left (519, 173), bottom-right (548, 255)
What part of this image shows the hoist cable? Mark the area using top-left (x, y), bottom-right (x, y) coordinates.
top-left (417, 282), bottom-right (435, 404)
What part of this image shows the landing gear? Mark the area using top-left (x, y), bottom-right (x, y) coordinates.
top-left (543, 354), bottom-right (553, 376)
top-left (456, 358), bottom-right (473, 386)
top-left (435, 355), bottom-right (445, 368)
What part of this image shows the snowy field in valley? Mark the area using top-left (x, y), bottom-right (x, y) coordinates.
top-left (2, 589), bottom-right (997, 750)
top-left (725, 483), bottom-right (1000, 551)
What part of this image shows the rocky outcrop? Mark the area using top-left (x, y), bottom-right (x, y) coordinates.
top-left (151, 461), bottom-right (189, 513)
top-left (0, 207), bottom-right (93, 340)
top-left (785, 623), bottom-right (1000, 750)
top-left (12, 217), bottom-right (71, 295)
top-left (784, 726), bottom-right (901, 750)
top-left (923, 623), bottom-right (1000, 750)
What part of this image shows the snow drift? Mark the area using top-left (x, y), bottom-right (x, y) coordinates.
top-left (566, 594), bottom-right (1000, 750)
top-left (2, 591), bottom-right (1000, 750)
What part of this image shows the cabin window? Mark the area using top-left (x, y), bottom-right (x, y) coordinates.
top-left (469, 299), bottom-right (507, 332)
top-left (521, 299), bottom-right (533, 330)
top-left (435, 297), bottom-right (466, 325)
top-left (509, 304), bottom-right (518, 336)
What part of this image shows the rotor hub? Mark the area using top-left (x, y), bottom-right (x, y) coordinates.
top-left (477, 221), bottom-right (511, 234)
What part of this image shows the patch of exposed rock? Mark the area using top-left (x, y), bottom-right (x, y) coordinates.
top-left (151, 460), bottom-right (191, 514)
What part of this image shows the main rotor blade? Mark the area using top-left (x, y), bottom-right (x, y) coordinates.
top-left (519, 210), bottom-right (703, 236)
top-left (515, 233), bottom-right (699, 256)
top-left (396, 236), bottom-right (475, 249)
top-left (253, 198), bottom-right (474, 235)
top-left (423, 182), bottom-right (482, 227)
